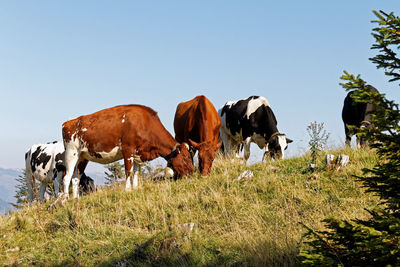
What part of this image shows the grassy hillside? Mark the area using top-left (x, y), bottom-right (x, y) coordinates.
top-left (0, 148), bottom-right (380, 266)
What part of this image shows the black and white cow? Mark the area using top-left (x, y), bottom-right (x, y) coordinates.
top-left (25, 141), bottom-right (95, 202)
top-left (342, 85), bottom-right (378, 148)
top-left (25, 141), bottom-right (65, 202)
top-left (218, 96), bottom-right (292, 162)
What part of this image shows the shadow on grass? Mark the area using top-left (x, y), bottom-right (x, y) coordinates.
top-left (52, 232), bottom-right (300, 267)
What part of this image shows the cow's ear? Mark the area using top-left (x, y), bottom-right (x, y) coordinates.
top-left (286, 138), bottom-right (293, 144)
top-left (188, 139), bottom-right (200, 150)
top-left (216, 140), bottom-right (223, 150)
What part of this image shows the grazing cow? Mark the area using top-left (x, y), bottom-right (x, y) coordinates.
top-left (174, 95), bottom-right (222, 176)
top-left (61, 104), bottom-right (194, 199)
top-left (25, 141), bottom-right (65, 202)
top-left (25, 141), bottom-right (96, 202)
top-left (342, 85), bottom-right (378, 148)
top-left (218, 96), bottom-right (292, 162)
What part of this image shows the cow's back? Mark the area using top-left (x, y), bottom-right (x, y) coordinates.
top-left (174, 95), bottom-right (220, 144)
top-left (63, 105), bottom-right (176, 162)
top-left (174, 98), bottom-right (197, 143)
top-left (220, 96), bottom-right (277, 139)
top-left (25, 142), bottom-right (65, 183)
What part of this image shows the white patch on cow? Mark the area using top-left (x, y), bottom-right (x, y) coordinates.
top-left (245, 97), bottom-right (270, 119)
top-left (225, 100), bottom-right (237, 109)
top-left (96, 147), bottom-right (122, 163)
top-left (125, 175), bottom-right (132, 191)
top-left (81, 128), bottom-right (87, 132)
top-left (71, 131), bottom-right (78, 141)
top-left (122, 119), bottom-right (125, 123)
top-left (278, 135), bottom-right (288, 159)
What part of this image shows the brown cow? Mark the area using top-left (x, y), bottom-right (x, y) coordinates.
top-left (174, 95), bottom-right (222, 176)
top-left (61, 104), bottom-right (194, 199)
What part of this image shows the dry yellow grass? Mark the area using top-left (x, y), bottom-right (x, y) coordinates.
top-left (0, 147), bottom-right (379, 266)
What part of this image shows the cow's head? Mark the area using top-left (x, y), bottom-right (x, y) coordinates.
top-left (167, 143), bottom-right (194, 179)
top-left (265, 133), bottom-right (292, 160)
top-left (188, 139), bottom-right (222, 176)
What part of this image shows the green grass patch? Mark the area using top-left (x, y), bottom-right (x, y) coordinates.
top-left (0, 147), bottom-right (380, 266)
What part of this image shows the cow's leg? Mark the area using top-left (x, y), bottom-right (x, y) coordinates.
top-left (132, 164), bottom-right (139, 189)
top-left (344, 124), bottom-right (351, 147)
top-left (263, 142), bottom-right (273, 162)
top-left (360, 137), bottom-right (368, 148)
top-left (123, 157), bottom-right (132, 192)
top-left (233, 140), bottom-right (242, 159)
top-left (25, 171), bottom-right (35, 202)
top-left (38, 182), bottom-right (47, 202)
top-left (72, 160), bottom-right (88, 198)
top-left (243, 137), bottom-right (252, 162)
top-left (123, 154), bottom-right (138, 192)
top-left (189, 147), bottom-right (196, 165)
top-left (63, 146), bottom-right (79, 198)
top-left (53, 171), bottom-right (62, 198)
top-left (356, 134), bottom-right (362, 150)
top-left (219, 130), bottom-right (231, 155)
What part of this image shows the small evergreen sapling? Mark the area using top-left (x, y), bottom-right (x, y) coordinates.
top-left (12, 169), bottom-right (30, 208)
top-left (104, 161), bottom-right (125, 186)
top-left (306, 121), bottom-right (330, 170)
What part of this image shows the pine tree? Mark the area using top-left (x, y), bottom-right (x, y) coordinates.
top-left (12, 169), bottom-right (55, 207)
top-left (298, 10), bottom-right (400, 265)
top-left (12, 169), bottom-right (32, 207)
top-left (104, 161), bottom-right (125, 185)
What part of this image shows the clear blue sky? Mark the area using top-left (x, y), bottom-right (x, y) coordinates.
top-left (1, 1), bottom-right (399, 170)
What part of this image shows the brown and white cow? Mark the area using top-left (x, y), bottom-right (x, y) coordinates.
top-left (174, 95), bottom-right (222, 176)
top-left (61, 104), bottom-right (194, 199)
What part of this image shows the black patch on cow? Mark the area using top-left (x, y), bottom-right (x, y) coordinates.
top-left (268, 135), bottom-right (280, 150)
top-left (52, 168), bottom-right (58, 180)
top-left (221, 96), bottom-right (279, 141)
top-left (47, 141), bottom-right (58, 144)
top-left (55, 152), bottom-right (64, 163)
top-left (30, 146), bottom-right (42, 173)
top-left (55, 163), bottom-right (66, 175)
top-left (30, 146), bottom-right (51, 173)
top-left (94, 153), bottom-right (103, 159)
top-left (25, 152), bottom-right (28, 160)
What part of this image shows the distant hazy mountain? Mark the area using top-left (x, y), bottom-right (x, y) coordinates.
top-left (0, 168), bottom-right (20, 214)
top-left (0, 168), bottom-right (20, 202)
top-left (0, 197), bottom-right (14, 214)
